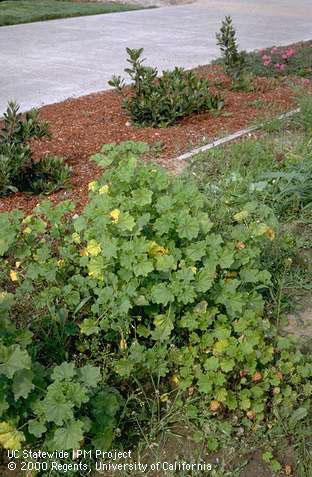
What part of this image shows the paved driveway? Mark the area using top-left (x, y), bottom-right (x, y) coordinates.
top-left (0, 0), bottom-right (311, 112)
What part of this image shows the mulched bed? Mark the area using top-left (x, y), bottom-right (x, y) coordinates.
top-left (0, 66), bottom-right (307, 215)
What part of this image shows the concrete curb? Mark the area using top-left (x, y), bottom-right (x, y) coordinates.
top-left (176, 107), bottom-right (300, 161)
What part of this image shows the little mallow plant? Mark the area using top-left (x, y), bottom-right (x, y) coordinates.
top-left (109, 48), bottom-right (224, 127)
top-left (0, 141), bottom-right (311, 456)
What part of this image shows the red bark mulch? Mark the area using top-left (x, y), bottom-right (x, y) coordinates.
top-left (0, 66), bottom-right (305, 215)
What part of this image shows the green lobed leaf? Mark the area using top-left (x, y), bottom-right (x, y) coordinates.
top-left (0, 345), bottom-right (31, 379)
top-left (79, 319), bottom-right (100, 336)
top-left (51, 362), bottom-right (75, 381)
top-left (150, 283), bottom-right (174, 305)
top-left (12, 370), bottom-right (34, 400)
top-left (28, 419), bottom-right (47, 438)
top-left (151, 314), bottom-right (174, 341)
top-left (52, 420), bottom-right (84, 450)
top-left (77, 365), bottom-right (101, 388)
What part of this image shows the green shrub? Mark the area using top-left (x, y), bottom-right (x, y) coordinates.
top-left (109, 48), bottom-right (224, 127)
top-left (216, 16), bottom-right (252, 91)
top-left (0, 101), bottom-right (71, 195)
top-left (24, 155), bottom-right (72, 194)
top-left (0, 142), bottom-right (311, 454)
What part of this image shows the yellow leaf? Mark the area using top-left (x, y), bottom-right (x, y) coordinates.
top-left (22, 215), bottom-right (32, 224)
top-left (88, 269), bottom-right (102, 279)
top-left (213, 339), bottom-right (229, 355)
top-left (246, 410), bottom-right (256, 420)
top-left (110, 209), bottom-right (120, 223)
top-left (233, 210), bottom-right (249, 222)
top-left (265, 227), bottom-right (275, 241)
top-left (9, 270), bottom-right (18, 282)
top-left (0, 291), bottom-right (9, 301)
top-left (119, 338), bottom-right (127, 351)
top-left (99, 184), bottom-right (109, 195)
top-left (0, 422), bottom-right (25, 450)
top-left (88, 181), bottom-right (98, 192)
top-left (209, 400), bottom-right (221, 412)
top-left (148, 241), bottom-right (168, 257)
top-left (170, 374), bottom-right (180, 387)
top-left (254, 223), bottom-right (269, 236)
top-left (85, 240), bottom-right (101, 257)
top-left (71, 232), bottom-right (81, 244)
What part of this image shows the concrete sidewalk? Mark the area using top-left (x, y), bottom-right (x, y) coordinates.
top-left (0, 0), bottom-right (311, 113)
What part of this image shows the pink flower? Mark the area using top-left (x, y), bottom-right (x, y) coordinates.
top-left (271, 47), bottom-right (278, 54)
top-left (282, 47), bottom-right (295, 59)
top-left (262, 54), bottom-right (271, 66)
top-left (303, 79), bottom-right (310, 85)
top-left (275, 63), bottom-right (286, 71)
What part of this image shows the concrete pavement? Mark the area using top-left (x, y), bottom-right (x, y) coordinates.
top-left (0, 0), bottom-right (311, 113)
